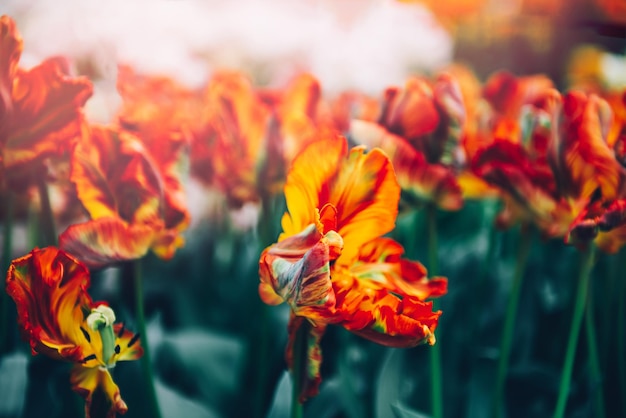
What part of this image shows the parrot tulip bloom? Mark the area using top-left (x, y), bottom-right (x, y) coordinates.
top-left (59, 125), bottom-right (181, 268)
top-left (5, 247), bottom-right (142, 418)
top-left (259, 133), bottom-right (446, 399)
top-left (0, 15), bottom-right (92, 190)
top-left (115, 65), bottom-right (192, 235)
top-left (350, 74), bottom-right (466, 210)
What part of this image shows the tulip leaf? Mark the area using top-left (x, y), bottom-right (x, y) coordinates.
top-left (0, 352), bottom-right (28, 418)
top-left (266, 371), bottom-right (292, 418)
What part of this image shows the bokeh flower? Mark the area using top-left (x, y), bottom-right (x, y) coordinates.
top-left (59, 124), bottom-right (183, 268)
top-left (0, 15), bottom-right (92, 190)
top-left (350, 73), bottom-right (466, 210)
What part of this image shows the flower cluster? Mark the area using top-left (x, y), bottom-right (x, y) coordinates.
top-left (3, 8), bottom-right (626, 417)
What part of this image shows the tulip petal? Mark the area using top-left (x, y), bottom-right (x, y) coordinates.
top-left (59, 217), bottom-right (157, 269)
top-left (5, 247), bottom-right (93, 362)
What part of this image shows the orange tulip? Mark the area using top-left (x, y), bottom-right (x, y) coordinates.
top-left (6, 247), bottom-right (142, 418)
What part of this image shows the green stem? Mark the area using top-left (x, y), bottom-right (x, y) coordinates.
top-left (37, 178), bottom-right (57, 247)
top-left (426, 204), bottom-right (442, 418)
top-left (1, 191), bottom-right (15, 354)
top-left (584, 282), bottom-right (605, 418)
top-left (492, 224), bottom-right (532, 418)
top-left (133, 260), bottom-right (162, 418)
top-left (552, 244), bottom-right (596, 418)
top-left (252, 194), bottom-right (280, 418)
top-left (291, 321), bottom-right (307, 418)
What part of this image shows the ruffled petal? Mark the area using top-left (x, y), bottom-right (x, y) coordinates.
top-left (59, 217), bottom-right (157, 269)
top-left (559, 91), bottom-right (624, 201)
top-left (71, 125), bottom-right (163, 225)
top-left (5, 247), bottom-right (93, 362)
top-left (350, 120), bottom-right (462, 211)
top-left (349, 237), bottom-right (448, 300)
top-left (3, 56), bottom-right (92, 178)
top-left (259, 223), bottom-right (342, 321)
top-left (116, 65), bottom-right (192, 232)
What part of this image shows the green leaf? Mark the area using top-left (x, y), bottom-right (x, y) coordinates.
top-left (0, 352), bottom-right (28, 417)
top-left (155, 328), bottom-right (245, 411)
top-left (155, 379), bottom-right (221, 418)
top-left (266, 371), bottom-right (291, 418)
top-left (375, 348), bottom-right (403, 418)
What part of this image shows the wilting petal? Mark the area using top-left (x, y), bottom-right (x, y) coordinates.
top-left (5, 247), bottom-right (92, 361)
top-left (3, 57), bottom-right (92, 177)
top-left (70, 366), bottom-right (127, 418)
top-left (259, 223), bottom-right (342, 321)
top-left (59, 217), bottom-right (158, 269)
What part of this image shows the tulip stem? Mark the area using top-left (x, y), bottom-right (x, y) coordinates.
top-left (584, 282), bottom-right (606, 418)
top-left (426, 203), bottom-right (442, 418)
top-left (291, 321), bottom-right (307, 418)
top-left (492, 224), bottom-right (532, 418)
top-left (552, 244), bottom-right (596, 418)
top-left (133, 259), bottom-right (162, 418)
top-left (37, 177), bottom-right (57, 247)
top-left (1, 191), bottom-right (15, 354)
top-left (253, 194), bottom-right (279, 418)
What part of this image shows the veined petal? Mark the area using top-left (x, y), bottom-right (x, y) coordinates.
top-left (335, 276), bottom-right (442, 348)
top-left (3, 57), bottom-right (92, 173)
top-left (5, 247), bottom-right (93, 362)
top-left (59, 217), bottom-right (157, 269)
top-left (283, 131), bottom-right (400, 255)
top-left (349, 237), bottom-right (448, 300)
top-left (280, 133), bottom-right (347, 239)
top-left (70, 366), bottom-right (128, 418)
top-left (259, 223), bottom-right (342, 321)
